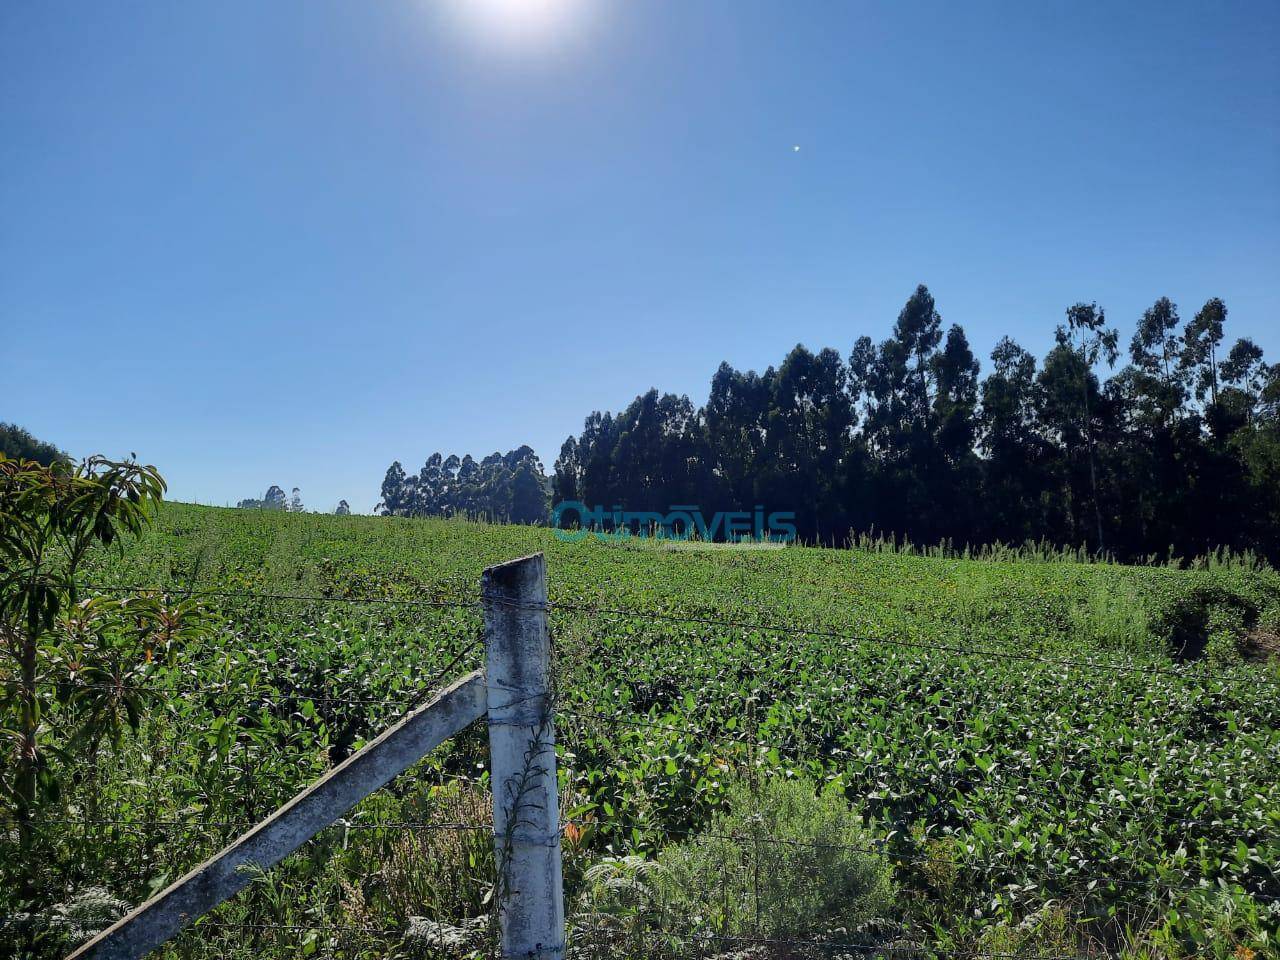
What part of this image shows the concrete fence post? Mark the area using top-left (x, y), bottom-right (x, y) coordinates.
top-left (482, 553), bottom-right (565, 959)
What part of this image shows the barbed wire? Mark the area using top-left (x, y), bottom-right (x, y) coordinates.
top-left (5, 683), bottom-right (1270, 834)
top-left (83, 581), bottom-right (556, 613)
top-left (550, 601), bottom-right (1277, 685)
top-left (0, 677), bottom-right (449, 708)
top-left (0, 912), bottom-right (1074, 960)
top-left (80, 582), bottom-right (481, 609)
top-left (28, 768), bottom-right (494, 831)
top-left (29, 816), bottom-right (492, 832)
top-left (563, 699), bottom-right (1262, 782)
top-left (26, 808), bottom-right (1276, 905)
top-left (401, 633), bottom-right (486, 710)
top-left (567, 926), bottom-right (1084, 958)
top-left (0, 913), bottom-right (409, 936)
top-left (562, 820), bottom-right (1277, 902)
top-left (16, 906), bottom-right (1271, 959)
top-left (61, 579), bottom-right (1275, 685)
top-left (9, 575), bottom-right (1278, 959)
top-left (6, 683), bottom-right (1262, 835)
top-left (558, 707), bottom-right (1278, 833)
top-left (1, 632), bottom-right (485, 710)
top-left (52, 581), bottom-right (1279, 689)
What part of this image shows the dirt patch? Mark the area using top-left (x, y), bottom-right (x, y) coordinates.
top-left (1241, 627), bottom-right (1280, 663)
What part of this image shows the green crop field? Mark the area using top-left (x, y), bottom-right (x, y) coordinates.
top-left (7, 502), bottom-right (1280, 959)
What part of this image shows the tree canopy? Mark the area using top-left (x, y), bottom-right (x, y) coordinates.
top-left (236, 485), bottom-right (307, 511)
top-left (378, 447), bottom-right (549, 525)
top-left (550, 287), bottom-right (1280, 562)
top-left (0, 423), bottom-right (68, 467)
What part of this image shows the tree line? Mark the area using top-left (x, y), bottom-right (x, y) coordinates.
top-left (549, 286), bottom-right (1279, 562)
top-left (378, 446), bottom-right (549, 525)
top-left (0, 422), bottom-right (69, 467)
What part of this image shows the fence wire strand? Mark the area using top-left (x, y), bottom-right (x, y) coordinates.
top-left (8, 575), bottom-right (1279, 960)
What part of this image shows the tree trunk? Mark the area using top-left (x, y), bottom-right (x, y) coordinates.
top-left (1209, 340), bottom-right (1219, 406)
top-left (1079, 354), bottom-right (1106, 553)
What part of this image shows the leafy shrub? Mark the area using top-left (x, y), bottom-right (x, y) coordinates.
top-left (2, 887), bottom-right (129, 958)
top-left (365, 779), bottom-right (494, 923)
top-left (651, 776), bottom-right (893, 943)
top-left (572, 854), bottom-right (671, 951)
top-left (1069, 578), bottom-right (1157, 656)
top-left (1135, 887), bottom-right (1276, 960)
top-left (1204, 603), bottom-right (1248, 667)
top-left (1144, 577), bottom-right (1258, 662)
top-left (1261, 603), bottom-right (1280, 635)
top-left (976, 902), bottom-right (1077, 959)
top-left (402, 916), bottom-right (489, 958)
top-left (912, 831), bottom-right (963, 904)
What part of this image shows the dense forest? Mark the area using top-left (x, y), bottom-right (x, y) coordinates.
top-left (546, 287), bottom-right (1278, 562)
top-left (378, 445), bottom-right (549, 525)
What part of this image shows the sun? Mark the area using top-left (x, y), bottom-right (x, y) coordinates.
top-left (450, 0), bottom-right (591, 53)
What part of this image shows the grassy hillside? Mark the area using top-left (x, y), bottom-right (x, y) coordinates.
top-left (9, 503), bottom-right (1279, 959)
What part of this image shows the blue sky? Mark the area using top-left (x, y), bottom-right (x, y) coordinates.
top-left (4, 1), bottom-right (1278, 513)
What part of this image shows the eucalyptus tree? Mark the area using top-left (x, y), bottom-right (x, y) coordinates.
top-left (1056, 303), bottom-right (1119, 550)
top-left (1220, 338), bottom-right (1268, 422)
top-left (1182, 297), bottom-right (1227, 407)
top-left (1130, 297), bottom-right (1186, 427)
top-left (480, 285), bottom-right (1280, 561)
top-left (264, 484), bottom-right (287, 510)
top-left (704, 362), bottom-right (771, 513)
top-left (978, 337), bottom-right (1044, 543)
top-left (761, 346), bottom-right (853, 538)
top-left (377, 462), bottom-right (409, 516)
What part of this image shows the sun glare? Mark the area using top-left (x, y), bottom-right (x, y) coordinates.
top-left (449, 0), bottom-right (591, 54)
